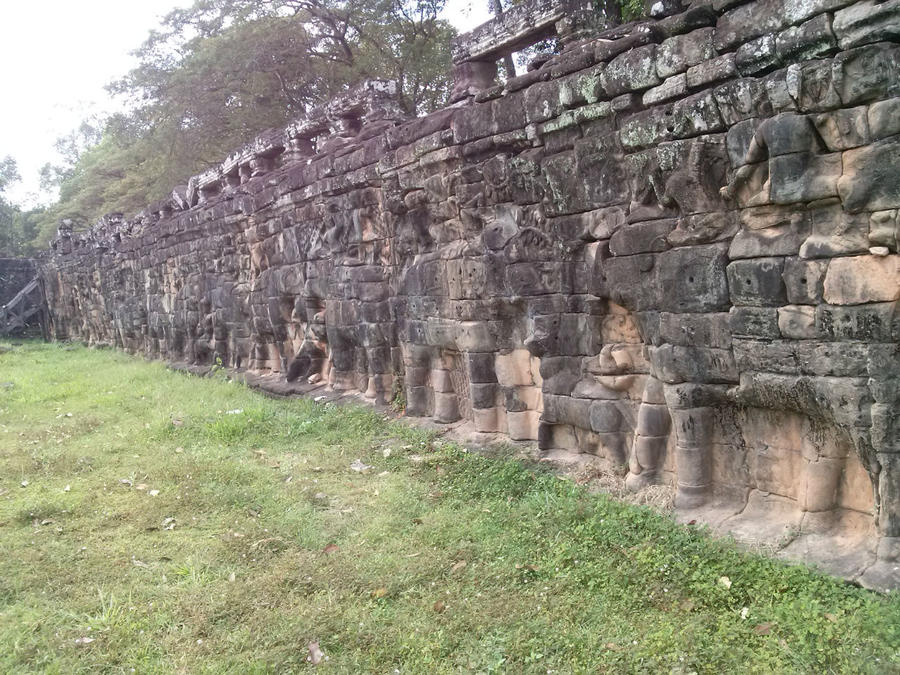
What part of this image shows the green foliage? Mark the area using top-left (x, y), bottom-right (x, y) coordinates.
top-left (29, 0), bottom-right (454, 248)
top-left (0, 341), bottom-right (897, 672)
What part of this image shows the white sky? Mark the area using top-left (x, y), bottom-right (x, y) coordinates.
top-left (0, 1), bottom-right (492, 207)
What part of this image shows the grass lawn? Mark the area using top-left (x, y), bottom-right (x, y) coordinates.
top-left (0, 341), bottom-right (897, 673)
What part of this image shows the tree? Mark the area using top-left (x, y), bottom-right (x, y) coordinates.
top-left (33, 0), bottom-right (455, 241)
top-left (0, 156), bottom-right (23, 257)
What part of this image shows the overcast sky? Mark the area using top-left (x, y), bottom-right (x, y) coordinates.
top-left (0, 1), bottom-right (492, 207)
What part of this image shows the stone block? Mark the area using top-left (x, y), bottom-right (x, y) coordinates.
top-left (495, 348), bottom-right (535, 387)
top-left (539, 356), bottom-right (582, 395)
top-left (524, 80), bottom-right (564, 124)
top-left (650, 343), bottom-right (739, 384)
top-left (473, 406), bottom-right (508, 433)
top-left (550, 395), bottom-right (592, 429)
top-left (466, 351), bottom-right (497, 383)
top-left (823, 255), bottom-right (900, 305)
top-left (685, 54), bottom-right (737, 89)
top-left (659, 312), bottom-right (732, 348)
top-left (735, 34), bottom-right (780, 76)
top-left (714, 79), bottom-right (773, 126)
top-left (799, 201), bottom-right (869, 259)
top-left (762, 113), bottom-right (824, 156)
top-left (832, 43), bottom-right (900, 107)
top-left (656, 244), bottom-right (731, 313)
top-left (729, 306), bottom-right (781, 338)
top-left (832, 0), bottom-right (900, 50)
top-left (778, 304), bottom-right (817, 339)
top-left (430, 368), bottom-right (454, 393)
top-left (602, 44), bottom-right (661, 96)
top-left (729, 212), bottom-right (809, 258)
top-left (867, 98), bottom-right (900, 141)
top-left (589, 400), bottom-right (627, 433)
top-left (838, 139), bottom-right (900, 213)
top-left (782, 257), bottom-right (828, 304)
top-left (816, 303), bottom-right (896, 342)
top-left (726, 118), bottom-right (762, 167)
top-left (643, 73), bottom-right (688, 106)
top-left (656, 27), bottom-right (716, 79)
top-left (470, 382), bottom-right (499, 409)
top-left (670, 92), bottom-right (725, 139)
top-left (602, 253), bottom-right (660, 311)
top-left (812, 107), bottom-right (869, 151)
top-left (769, 151), bottom-right (841, 204)
top-left (727, 257), bottom-right (787, 306)
top-left (618, 107), bottom-right (673, 150)
top-left (636, 402), bottom-right (671, 436)
top-left (610, 219), bottom-right (675, 255)
top-left (507, 409), bottom-right (540, 440)
top-left (869, 211), bottom-right (899, 252)
top-left (733, 338), bottom-right (800, 374)
top-left (785, 59), bottom-right (842, 112)
top-left (775, 13), bottom-right (837, 62)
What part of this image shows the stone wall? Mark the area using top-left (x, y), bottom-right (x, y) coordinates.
top-left (40, 0), bottom-right (899, 586)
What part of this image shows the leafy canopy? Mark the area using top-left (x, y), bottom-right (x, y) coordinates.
top-left (30, 0), bottom-right (454, 248)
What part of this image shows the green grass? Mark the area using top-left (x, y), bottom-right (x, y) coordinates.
top-left (0, 341), bottom-right (897, 673)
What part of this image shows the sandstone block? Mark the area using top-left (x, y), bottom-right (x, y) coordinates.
top-left (658, 312), bottom-right (732, 348)
top-left (656, 244), bottom-right (731, 313)
top-left (727, 257), bottom-right (787, 306)
top-left (782, 257), bottom-right (828, 304)
top-left (823, 254), bottom-right (900, 305)
top-left (686, 54), bottom-right (737, 89)
top-left (813, 107), bottom-right (869, 151)
top-left (769, 151), bottom-right (841, 204)
top-left (602, 44), bottom-right (660, 96)
top-left (832, 43), bottom-right (900, 106)
top-left (729, 306), bottom-right (781, 338)
top-left (816, 303), bottom-right (896, 342)
top-left (735, 34), bottom-right (780, 76)
top-left (799, 201), bottom-right (869, 259)
top-left (656, 27), bottom-right (716, 79)
top-left (610, 219), bottom-right (674, 255)
top-left (650, 344), bottom-right (738, 384)
top-left (778, 304), bottom-right (817, 339)
top-left (670, 91), bottom-right (725, 138)
top-left (838, 139), bottom-right (900, 213)
top-left (867, 98), bottom-right (900, 141)
top-left (470, 382), bottom-right (499, 409)
top-left (775, 13), bottom-right (837, 62)
top-left (832, 0), bottom-right (900, 50)
top-left (714, 79), bottom-right (773, 126)
top-left (473, 406), bottom-right (508, 433)
top-left (869, 211), bottom-right (899, 252)
top-left (495, 349), bottom-right (535, 387)
top-left (589, 400), bottom-right (627, 433)
top-left (643, 73), bottom-right (688, 105)
top-left (507, 410), bottom-right (540, 440)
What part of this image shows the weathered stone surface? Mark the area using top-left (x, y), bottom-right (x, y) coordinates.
top-left (736, 34), bottom-right (780, 76)
top-left (823, 255), bottom-right (900, 305)
top-left (867, 98), bottom-right (900, 141)
top-left (601, 44), bottom-right (661, 96)
top-left (38, 1), bottom-right (900, 578)
top-left (656, 27), bottom-right (716, 78)
top-left (832, 0), bottom-right (900, 50)
top-left (775, 13), bottom-right (837, 62)
top-left (727, 257), bottom-right (787, 306)
top-left (838, 139), bottom-right (900, 213)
